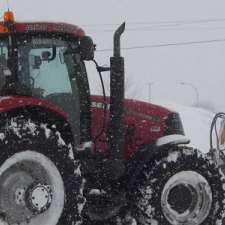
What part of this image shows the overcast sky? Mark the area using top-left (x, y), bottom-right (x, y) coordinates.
top-left (5, 0), bottom-right (225, 111)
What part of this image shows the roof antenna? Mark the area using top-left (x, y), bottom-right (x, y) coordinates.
top-left (6, 0), bottom-right (10, 10)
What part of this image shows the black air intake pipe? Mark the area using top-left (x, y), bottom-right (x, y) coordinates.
top-left (107, 23), bottom-right (125, 179)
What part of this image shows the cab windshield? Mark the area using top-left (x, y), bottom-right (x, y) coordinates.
top-left (0, 34), bottom-right (80, 98)
top-left (20, 37), bottom-right (74, 96)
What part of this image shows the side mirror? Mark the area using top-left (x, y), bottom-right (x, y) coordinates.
top-left (41, 46), bottom-right (57, 62)
top-left (79, 36), bottom-right (95, 61)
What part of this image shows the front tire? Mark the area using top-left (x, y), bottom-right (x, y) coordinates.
top-left (0, 116), bottom-right (84, 225)
top-left (135, 147), bottom-right (225, 225)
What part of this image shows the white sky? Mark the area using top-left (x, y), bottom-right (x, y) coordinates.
top-left (5, 0), bottom-right (225, 111)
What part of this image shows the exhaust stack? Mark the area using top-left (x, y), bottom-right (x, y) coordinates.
top-left (108, 23), bottom-right (125, 179)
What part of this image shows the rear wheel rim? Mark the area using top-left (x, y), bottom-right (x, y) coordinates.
top-left (161, 171), bottom-right (212, 225)
top-left (0, 151), bottom-right (65, 225)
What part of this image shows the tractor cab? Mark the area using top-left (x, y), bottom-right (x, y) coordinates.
top-left (0, 11), bottom-right (96, 145)
top-left (0, 10), bottom-right (127, 158)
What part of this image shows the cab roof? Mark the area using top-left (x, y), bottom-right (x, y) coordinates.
top-left (0, 21), bottom-right (86, 38)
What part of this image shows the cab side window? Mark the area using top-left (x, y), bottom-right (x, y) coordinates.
top-left (29, 46), bottom-right (72, 96)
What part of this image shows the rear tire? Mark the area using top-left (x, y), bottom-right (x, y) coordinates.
top-left (0, 115), bottom-right (84, 225)
top-left (134, 147), bottom-right (225, 225)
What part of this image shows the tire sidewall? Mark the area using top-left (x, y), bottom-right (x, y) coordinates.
top-left (0, 116), bottom-right (83, 225)
top-left (137, 147), bottom-right (225, 225)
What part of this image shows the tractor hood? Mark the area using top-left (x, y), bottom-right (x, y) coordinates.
top-left (91, 96), bottom-right (185, 159)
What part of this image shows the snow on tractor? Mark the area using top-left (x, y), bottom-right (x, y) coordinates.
top-left (0, 10), bottom-right (223, 225)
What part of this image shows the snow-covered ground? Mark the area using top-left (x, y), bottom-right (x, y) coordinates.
top-left (154, 101), bottom-right (215, 153)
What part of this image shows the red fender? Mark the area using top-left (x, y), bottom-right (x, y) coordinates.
top-left (0, 96), bottom-right (68, 118)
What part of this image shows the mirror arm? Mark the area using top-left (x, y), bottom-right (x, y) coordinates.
top-left (96, 66), bottom-right (111, 72)
top-left (48, 46), bottom-right (57, 61)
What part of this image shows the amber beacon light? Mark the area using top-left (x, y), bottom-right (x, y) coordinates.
top-left (4, 10), bottom-right (15, 23)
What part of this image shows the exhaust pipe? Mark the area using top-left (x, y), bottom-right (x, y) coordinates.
top-left (107, 22), bottom-right (126, 179)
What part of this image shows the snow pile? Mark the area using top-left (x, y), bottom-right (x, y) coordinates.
top-left (154, 101), bottom-right (215, 153)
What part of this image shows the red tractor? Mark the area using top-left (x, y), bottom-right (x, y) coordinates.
top-left (0, 10), bottom-right (223, 225)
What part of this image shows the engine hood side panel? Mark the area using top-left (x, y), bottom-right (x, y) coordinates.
top-left (91, 96), bottom-right (173, 159)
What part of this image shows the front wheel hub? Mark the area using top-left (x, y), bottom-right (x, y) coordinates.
top-left (27, 184), bottom-right (52, 213)
top-left (167, 183), bottom-right (196, 214)
top-left (161, 171), bottom-right (212, 225)
top-left (0, 151), bottom-right (64, 225)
